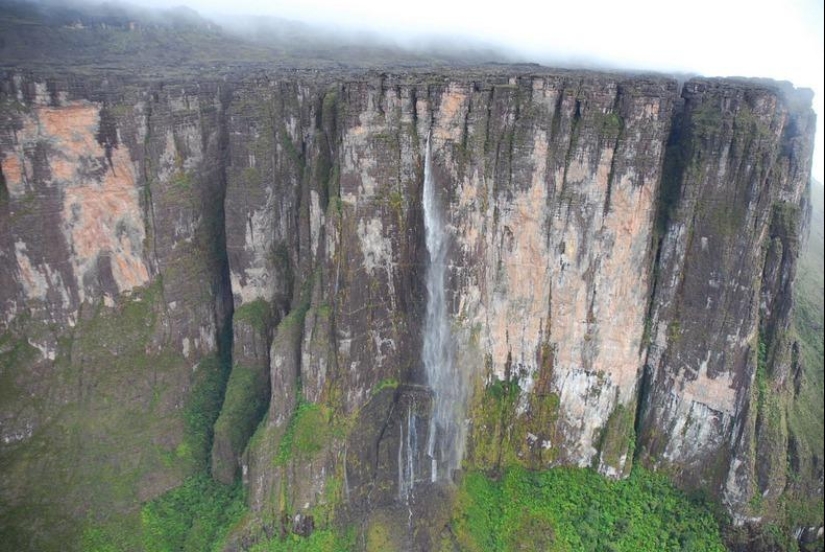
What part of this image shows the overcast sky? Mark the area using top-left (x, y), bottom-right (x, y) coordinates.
top-left (134, 0), bottom-right (823, 182)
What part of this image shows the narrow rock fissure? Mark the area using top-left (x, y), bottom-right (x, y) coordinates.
top-left (602, 88), bottom-right (625, 218)
top-left (632, 364), bottom-right (654, 462)
top-left (141, 98), bottom-right (161, 277)
top-left (635, 94), bottom-right (688, 455)
top-left (0, 161), bottom-right (8, 203)
top-left (482, 86), bottom-right (495, 157)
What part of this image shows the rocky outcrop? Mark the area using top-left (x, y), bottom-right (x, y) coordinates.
top-left (0, 68), bottom-right (817, 550)
top-left (636, 81), bottom-right (815, 523)
top-left (0, 74), bottom-right (233, 550)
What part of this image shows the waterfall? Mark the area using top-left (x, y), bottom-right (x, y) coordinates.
top-left (422, 135), bottom-right (462, 482)
top-left (398, 402), bottom-right (417, 502)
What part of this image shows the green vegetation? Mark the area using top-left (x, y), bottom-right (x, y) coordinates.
top-left (755, 336), bottom-right (769, 411)
top-left (691, 101), bottom-right (724, 139)
top-left (213, 362), bottom-right (270, 458)
top-left (667, 321), bottom-right (681, 343)
top-left (247, 528), bottom-right (356, 552)
top-left (598, 403), bottom-right (636, 472)
top-left (322, 91), bottom-right (338, 127)
top-left (388, 190), bottom-right (404, 215)
top-left (469, 373), bottom-right (524, 469)
top-left (183, 356), bottom-right (226, 458)
top-left (171, 170), bottom-right (193, 191)
top-left (140, 476), bottom-right (245, 552)
top-left (278, 299), bottom-right (312, 332)
top-left (0, 322), bottom-right (38, 406)
top-left (0, 281), bottom-right (209, 551)
top-left (131, 393), bottom-right (347, 552)
top-left (234, 298), bottom-right (272, 334)
top-left (182, 353), bottom-right (233, 470)
top-left (595, 111), bottom-right (623, 140)
top-left (733, 107), bottom-right (771, 141)
top-left (749, 333), bottom-right (787, 520)
top-left (135, 470), bottom-right (354, 552)
top-left (449, 466), bottom-right (727, 552)
top-left (281, 129), bottom-right (304, 166)
top-left (79, 297), bottom-right (233, 551)
top-left (275, 400), bottom-right (332, 466)
top-left (371, 378), bottom-right (399, 395)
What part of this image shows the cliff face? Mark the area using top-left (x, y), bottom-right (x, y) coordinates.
top-left (0, 69), bottom-right (817, 550)
top-left (638, 81), bottom-right (814, 515)
top-left (0, 75), bottom-right (233, 550)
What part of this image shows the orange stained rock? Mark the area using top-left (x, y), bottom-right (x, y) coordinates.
top-left (0, 153), bottom-right (26, 195)
top-left (434, 84), bottom-right (468, 142)
top-left (6, 100), bottom-right (150, 296)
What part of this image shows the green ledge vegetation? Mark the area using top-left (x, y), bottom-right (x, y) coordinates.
top-left (274, 399), bottom-right (332, 466)
top-left (246, 529), bottom-right (356, 552)
top-left (448, 465), bottom-right (727, 552)
top-left (234, 298), bottom-right (272, 334)
top-left (132, 453), bottom-right (731, 552)
top-left (126, 476), bottom-right (244, 552)
top-left (371, 377), bottom-right (399, 396)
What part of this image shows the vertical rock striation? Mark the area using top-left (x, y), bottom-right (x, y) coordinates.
top-left (637, 80), bottom-right (816, 521)
top-left (432, 76), bottom-right (675, 479)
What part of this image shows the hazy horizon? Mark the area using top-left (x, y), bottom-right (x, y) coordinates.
top-left (10, 0), bottom-right (824, 181)
top-left (140, 0), bottom-right (825, 182)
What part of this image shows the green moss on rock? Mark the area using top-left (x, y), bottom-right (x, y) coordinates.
top-left (234, 298), bottom-right (271, 334)
top-left (211, 362), bottom-right (270, 482)
top-left (275, 401), bottom-right (332, 466)
top-left (0, 282), bottom-right (204, 550)
top-left (597, 402), bottom-right (636, 475)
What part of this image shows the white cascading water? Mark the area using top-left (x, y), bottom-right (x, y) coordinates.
top-left (398, 402), bottom-right (417, 502)
top-left (422, 135), bottom-right (462, 483)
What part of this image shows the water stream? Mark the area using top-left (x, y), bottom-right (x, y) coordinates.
top-left (422, 135), bottom-right (462, 483)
